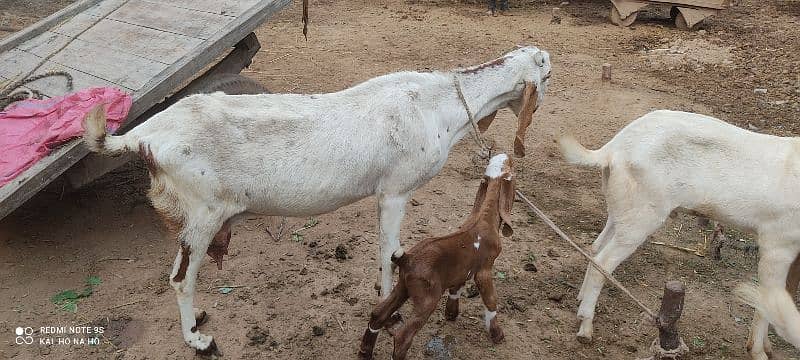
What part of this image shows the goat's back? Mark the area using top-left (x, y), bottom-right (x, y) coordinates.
top-left (600, 110), bottom-right (800, 230)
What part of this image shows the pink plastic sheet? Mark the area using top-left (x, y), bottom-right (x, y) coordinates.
top-left (0, 87), bottom-right (132, 187)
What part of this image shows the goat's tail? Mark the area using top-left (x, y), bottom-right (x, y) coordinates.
top-left (82, 105), bottom-right (135, 156)
top-left (390, 247), bottom-right (407, 266)
top-left (736, 283), bottom-right (800, 348)
top-left (557, 135), bottom-right (607, 168)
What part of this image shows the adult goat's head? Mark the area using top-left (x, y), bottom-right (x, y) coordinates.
top-left (476, 46), bottom-right (552, 157)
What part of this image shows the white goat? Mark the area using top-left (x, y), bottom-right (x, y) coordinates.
top-left (558, 110), bottom-right (800, 360)
top-left (82, 47), bottom-right (551, 355)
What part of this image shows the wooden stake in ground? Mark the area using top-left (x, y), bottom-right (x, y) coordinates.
top-left (602, 63), bottom-right (612, 82)
top-left (650, 281), bottom-right (689, 359)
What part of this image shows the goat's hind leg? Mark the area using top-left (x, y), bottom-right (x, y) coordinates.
top-left (578, 217), bottom-right (615, 301)
top-left (392, 292), bottom-right (439, 360)
top-left (747, 251), bottom-right (800, 360)
top-left (169, 216), bottom-right (227, 356)
top-left (576, 211), bottom-right (664, 344)
top-left (359, 283), bottom-right (409, 360)
top-left (445, 284), bottom-right (465, 321)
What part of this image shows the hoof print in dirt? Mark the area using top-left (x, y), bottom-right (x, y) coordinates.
top-left (523, 262), bottom-right (538, 272)
top-left (312, 325), bottom-right (325, 336)
top-left (335, 244), bottom-right (349, 260)
top-left (196, 339), bottom-right (222, 358)
top-left (246, 326), bottom-right (270, 346)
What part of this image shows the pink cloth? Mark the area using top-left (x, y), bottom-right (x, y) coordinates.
top-left (0, 87), bottom-right (132, 187)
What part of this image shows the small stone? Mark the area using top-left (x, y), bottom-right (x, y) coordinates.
top-left (547, 292), bottom-right (564, 302)
top-left (547, 248), bottom-right (560, 257)
top-left (697, 29), bottom-right (706, 35)
top-left (524, 263), bottom-right (538, 272)
top-left (410, 199), bottom-right (422, 206)
top-left (753, 88), bottom-right (767, 95)
top-left (312, 325), bottom-right (325, 336)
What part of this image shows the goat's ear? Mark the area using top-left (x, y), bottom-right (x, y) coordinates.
top-left (471, 179), bottom-right (489, 216)
top-left (498, 175), bottom-right (515, 237)
top-left (476, 111), bottom-right (498, 133)
top-left (514, 81), bottom-right (538, 157)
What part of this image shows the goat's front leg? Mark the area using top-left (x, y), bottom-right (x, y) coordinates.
top-left (475, 269), bottom-right (504, 344)
top-left (169, 220), bottom-right (225, 356)
top-left (377, 193), bottom-right (411, 298)
top-left (747, 249), bottom-right (800, 360)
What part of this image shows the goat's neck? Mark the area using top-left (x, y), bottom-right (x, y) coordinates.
top-left (442, 63), bottom-right (523, 149)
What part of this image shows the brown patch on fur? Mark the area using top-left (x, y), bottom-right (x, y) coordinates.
top-left (459, 57), bottom-right (507, 74)
top-left (138, 143), bottom-right (159, 174)
top-left (207, 220), bottom-right (232, 270)
top-left (172, 245), bottom-right (191, 282)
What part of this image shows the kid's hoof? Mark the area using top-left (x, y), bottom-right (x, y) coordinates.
top-left (196, 339), bottom-right (223, 358)
top-left (490, 327), bottom-right (505, 344)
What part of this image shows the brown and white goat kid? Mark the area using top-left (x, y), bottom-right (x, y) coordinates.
top-left (558, 110), bottom-right (800, 360)
top-left (82, 47), bottom-right (550, 355)
top-left (358, 153), bottom-right (515, 360)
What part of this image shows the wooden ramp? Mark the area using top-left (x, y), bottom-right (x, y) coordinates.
top-left (0, 0), bottom-right (290, 220)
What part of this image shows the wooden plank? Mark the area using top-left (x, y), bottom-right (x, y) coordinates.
top-left (644, 0), bottom-right (728, 10)
top-left (0, 0), bottom-right (101, 53)
top-left (0, 49), bottom-right (131, 98)
top-left (121, 0), bottom-right (290, 129)
top-left (82, 0), bottom-right (129, 17)
top-left (0, 0), bottom-right (290, 220)
top-left (14, 35), bottom-right (167, 91)
top-left (148, 0), bottom-right (262, 17)
top-left (77, 19), bottom-right (204, 65)
top-left (106, 1), bottom-right (233, 40)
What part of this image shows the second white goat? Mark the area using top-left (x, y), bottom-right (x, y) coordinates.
top-left (558, 110), bottom-right (800, 360)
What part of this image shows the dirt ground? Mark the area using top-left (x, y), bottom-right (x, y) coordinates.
top-left (1, 0), bottom-right (800, 359)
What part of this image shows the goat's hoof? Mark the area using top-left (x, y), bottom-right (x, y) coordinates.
top-left (196, 339), bottom-right (223, 358)
top-left (490, 327), bottom-right (505, 344)
top-left (195, 311), bottom-right (208, 327)
top-left (576, 333), bottom-right (593, 344)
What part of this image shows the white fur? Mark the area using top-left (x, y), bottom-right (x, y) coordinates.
top-left (485, 153), bottom-right (509, 178)
top-left (559, 110), bottom-right (800, 358)
top-left (84, 47), bottom-right (552, 352)
top-left (484, 310), bottom-right (497, 331)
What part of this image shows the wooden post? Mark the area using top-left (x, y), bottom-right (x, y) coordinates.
top-left (601, 63), bottom-right (612, 82)
top-left (656, 281), bottom-right (687, 357)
